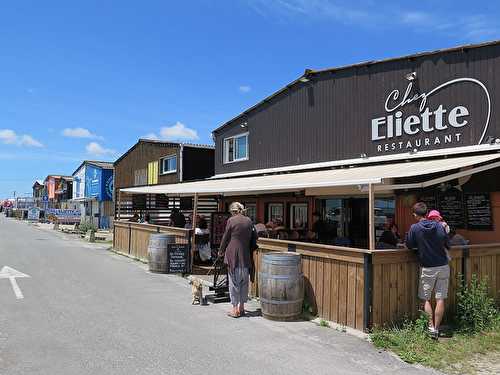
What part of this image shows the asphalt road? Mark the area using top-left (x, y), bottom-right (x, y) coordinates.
top-left (0, 215), bottom-right (439, 375)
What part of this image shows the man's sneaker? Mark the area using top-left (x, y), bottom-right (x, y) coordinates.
top-left (428, 326), bottom-right (439, 339)
top-left (431, 329), bottom-right (439, 340)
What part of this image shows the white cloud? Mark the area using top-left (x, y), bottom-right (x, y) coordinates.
top-left (141, 133), bottom-right (159, 140)
top-left (159, 122), bottom-right (199, 141)
top-left (0, 129), bottom-right (44, 147)
top-left (19, 135), bottom-right (44, 147)
top-left (247, 1), bottom-right (499, 42)
top-left (239, 85), bottom-right (251, 93)
top-left (0, 129), bottom-right (18, 144)
top-left (86, 142), bottom-right (116, 156)
top-left (62, 127), bottom-right (102, 139)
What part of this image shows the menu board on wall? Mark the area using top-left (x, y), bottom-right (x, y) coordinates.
top-left (437, 190), bottom-right (465, 229)
top-left (417, 194), bottom-right (437, 211)
top-left (167, 243), bottom-right (189, 273)
top-left (211, 212), bottom-right (231, 247)
top-left (465, 193), bottom-right (493, 230)
top-left (132, 194), bottom-right (147, 210)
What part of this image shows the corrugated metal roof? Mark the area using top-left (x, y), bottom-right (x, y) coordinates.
top-left (72, 160), bottom-right (114, 176)
top-left (121, 154), bottom-right (500, 196)
top-left (114, 139), bottom-right (214, 166)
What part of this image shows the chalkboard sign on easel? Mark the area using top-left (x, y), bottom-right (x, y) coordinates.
top-left (465, 193), bottom-right (493, 230)
top-left (167, 243), bottom-right (189, 273)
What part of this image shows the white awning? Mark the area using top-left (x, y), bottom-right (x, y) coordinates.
top-left (120, 153), bottom-right (500, 196)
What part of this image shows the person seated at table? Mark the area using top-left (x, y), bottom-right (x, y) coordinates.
top-left (129, 212), bottom-right (140, 222)
top-left (376, 230), bottom-right (399, 249)
top-left (195, 216), bottom-right (211, 262)
top-left (311, 212), bottom-right (328, 243)
top-left (376, 223), bottom-right (401, 249)
top-left (141, 213), bottom-right (151, 224)
top-left (169, 208), bottom-right (186, 228)
top-left (254, 222), bottom-right (268, 238)
top-left (449, 228), bottom-right (469, 246)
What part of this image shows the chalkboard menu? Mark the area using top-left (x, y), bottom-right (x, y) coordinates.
top-left (211, 212), bottom-right (231, 246)
top-left (437, 190), bottom-right (465, 229)
top-left (167, 243), bottom-right (189, 273)
top-left (132, 195), bottom-right (147, 210)
top-left (155, 194), bottom-right (169, 209)
top-left (417, 194), bottom-right (437, 211)
top-left (465, 193), bottom-right (493, 230)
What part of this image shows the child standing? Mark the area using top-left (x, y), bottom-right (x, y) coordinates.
top-left (427, 210), bottom-right (451, 261)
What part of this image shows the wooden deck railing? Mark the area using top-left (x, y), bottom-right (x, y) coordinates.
top-left (113, 221), bottom-right (191, 261)
top-left (112, 223), bottom-right (500, 331)
top-left (253, 239), bottom-right (500, 331)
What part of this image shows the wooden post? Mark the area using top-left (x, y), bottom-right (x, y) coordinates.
top-left (190, 193), bottom-right (199, 271)
top-left (117, 190), bottom-right (122, 221)
top-left (368, 183), bottom-right (375, 251)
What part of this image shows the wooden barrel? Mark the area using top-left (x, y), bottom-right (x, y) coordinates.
top-left (147, 234), bottom-right (176, 273)
top-left (259, 252), bottom-right (304, 321)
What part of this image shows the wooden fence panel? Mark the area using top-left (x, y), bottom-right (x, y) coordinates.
top-left (113, 221), bottom-right (191, 262)
top-left (253, 238), bottom-right (368, 331)
top-left (113, 222), bottom-right (130, 254)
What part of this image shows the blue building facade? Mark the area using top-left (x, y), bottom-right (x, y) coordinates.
top-left (72, 161), bottom-right (114, 229)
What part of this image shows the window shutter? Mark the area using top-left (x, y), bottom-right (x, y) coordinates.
top-left (148, 161), bottom-right (159, 185)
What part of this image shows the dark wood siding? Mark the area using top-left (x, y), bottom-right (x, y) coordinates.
top-left (182, 147), bottom-right (215, 181)
top-left (114, 142), bottom-right (179, 196)
top-left (214, 43), bottom-right (500, 175)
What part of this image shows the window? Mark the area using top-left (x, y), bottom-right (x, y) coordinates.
top-left (160, 155), bottom-right (177, 174)
top-left (224, 133), bottom-right (248, 163)
top-left (134, 169), bottom-right (147, 186)
top-left (290, 203), bottom-right (308, 230)
top-left (148, 161), bottom-right (159, 185)
top-left (267, 203), bottom-right (284, 225)
top-left (244, 203), bottom-right (257, 223)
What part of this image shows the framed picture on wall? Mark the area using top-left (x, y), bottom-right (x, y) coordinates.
top-left (290, 203), bottom-right (308, 230)
top-left (267, 203), bottom-right (284, 225)
top-left (244, 203), bottom-right (257, 223)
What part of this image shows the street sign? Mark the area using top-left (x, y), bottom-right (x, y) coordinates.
top-left (0, 266), bottom-right (30, 299)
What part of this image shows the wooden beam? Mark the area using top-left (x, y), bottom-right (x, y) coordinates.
top-left (117, 190), bottom-right (122, 221)
top-left (190, 193), bottom-right (199, 270)
top-left (368, 183), bottom-right (375, 251)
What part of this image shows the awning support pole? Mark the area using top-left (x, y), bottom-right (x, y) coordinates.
top-left (117, 190), bottom-right (121, 221)
top-left (190, 193), bottom-right (199, 271)
top-left (368, 183), bottom-right (375, 251)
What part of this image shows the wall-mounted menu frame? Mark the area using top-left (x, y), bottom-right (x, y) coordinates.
top-left (437, 189), bottom-right (465, 229)
top-left (465, 193), bottom-right (493, 230)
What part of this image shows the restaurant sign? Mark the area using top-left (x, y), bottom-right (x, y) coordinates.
top-left (371, 78), bottom-right (491, 154)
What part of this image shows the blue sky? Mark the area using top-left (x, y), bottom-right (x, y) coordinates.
top-left (1, 0), bottom-right (499, 198)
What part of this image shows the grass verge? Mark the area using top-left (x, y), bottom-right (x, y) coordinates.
top-left (370, 315), bottom-right (500, 374)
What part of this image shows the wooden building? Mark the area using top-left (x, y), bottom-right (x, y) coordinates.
top-left (43, 175), bottom-right (74, 209)
top-left (114, 139), bottom-right (216, 224)
top-left (115, 41), bottom-right (500, 331)
top-left (72, 161), bottom-right (114, 228)
top-left (32, 180), bottom-right (45, 207)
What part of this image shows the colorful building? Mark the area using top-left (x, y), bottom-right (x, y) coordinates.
top-left (72, 161), bottom-right (114, 229)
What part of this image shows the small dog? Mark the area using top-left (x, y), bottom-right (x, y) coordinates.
top-left (189, 278), bottom-right (203, 305)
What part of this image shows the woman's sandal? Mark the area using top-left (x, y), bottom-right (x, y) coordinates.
top-left (227, 311), bottom-right (240, 318)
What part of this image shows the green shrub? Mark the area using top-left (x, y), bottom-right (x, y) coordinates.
top-left (455, 274), bottom-right (497, 334)
top-left (78, 221), bottom-right (97, 234)
top-left (319, 319), bottom-right (330, 328)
